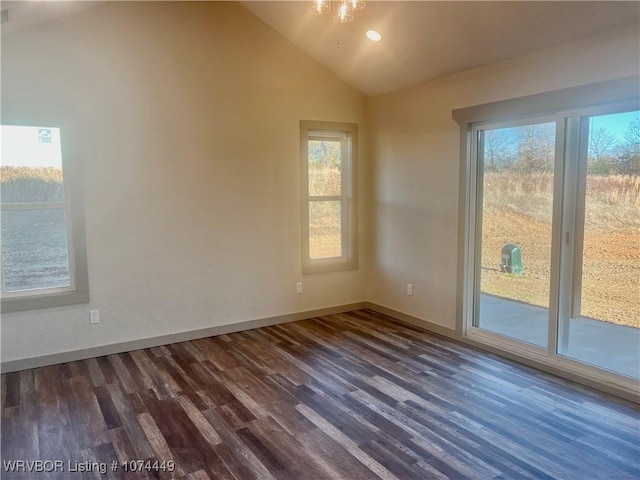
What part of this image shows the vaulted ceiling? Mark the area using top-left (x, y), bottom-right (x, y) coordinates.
top-left (241, 1), bottom-right (640, 95)
top-left (2, 1), bottom-right (639, 96)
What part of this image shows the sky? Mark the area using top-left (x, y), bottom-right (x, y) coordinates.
top-left (592, 110), bottom-right (639, 143)
top-left (1, 125), bottom-right (62, 169)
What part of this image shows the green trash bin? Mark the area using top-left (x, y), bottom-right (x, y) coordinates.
top-left (501, 244), bottom-right (522, 275)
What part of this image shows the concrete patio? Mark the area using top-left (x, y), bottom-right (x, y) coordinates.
top-left (479, 294), bottom-right (640, 379)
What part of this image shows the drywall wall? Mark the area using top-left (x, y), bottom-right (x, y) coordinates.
top-left (365, 23), bottom-right (640, 330)
top-left (1, 2), bottom-right (366, 364)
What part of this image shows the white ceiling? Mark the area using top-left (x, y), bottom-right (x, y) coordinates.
top-left (1, 1), bottom-right (638, 96)
top-left (241, 1), bottom-right (640, 95)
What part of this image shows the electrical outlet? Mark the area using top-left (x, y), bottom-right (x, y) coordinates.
top-left (407, 283), bottom-right (413, 296)
top-left (296, 282), bottom-right (303, 294)
top-left (90, 309), bottom-right (100, 324)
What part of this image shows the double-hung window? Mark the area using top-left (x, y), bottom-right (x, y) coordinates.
top-left (301, 121), bottom-right (357, 274)
top-left (1, 108), bottom-right (89, 312)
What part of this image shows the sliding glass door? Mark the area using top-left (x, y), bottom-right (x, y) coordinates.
top-left (474, 120), bottom-right (556, 349)
top-left (557, 110), bottom-right (640, 379)
top-left (469, 107), bottom-right (639, 382)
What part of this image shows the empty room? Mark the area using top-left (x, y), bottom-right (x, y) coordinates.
top-left (1, 1), bottom-right (639, 479)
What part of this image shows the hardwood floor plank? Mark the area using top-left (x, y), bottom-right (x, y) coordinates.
top-left (2, 309), bottom-right (638, 479)
top-left (91, 442), bottom-right (121, 480)
top-left (4, 372), bottom-right (21, 408)
top-left (241, 330), bottom-right (309, 381)
top-left (221, 367), bottom-right (281, 406)
top-left (446, 410), bottom-right (570, 479)
top-left (196, 337), bottom-right (238, 371)
top-left (37, 398), bottom-right (77, 479)
top-left (201, 408), bottom-right (277, 480)
top-left (244, 417), bottom-right (333, 480)
top-left (295, 403), bottom-right (401, 480)
top-left (294, 427), bottom-right (379, 480)
top-left (187, 362), bottom-right (237, 407)
top-left (182, 470), bottom-right (211, 480)
top-left (108, 427), bottom-right (138, 467)
top-left (235, 426), bottom-right (287, 473)
top-left (176, 396), bottom-right (222, 448)
top-left (276, 343), bottom-right (359, 396)
top-left (1, 413), bottom-right (39, 470)
top-left (66, 380), bottom-right (110, 449)
top-left (1, 374), bottom-right (7, 410)
top-left (105, 384), bottom-right (155, 461)
top-left (130, 351), bottom-right (178, 401)
top-left (360, 438), bottom-right (437, 480)
top-left (409, 402), bottom-right (568, 479)
top-left (94, 385), bottom-right (122, 430)
top-left (84, 358), bottom-right (107, 388)
top-left (216, 398), bottom-right (256, 429)
top-left (119, 352), bottom-right (154, 392)
top-left (106, 355), bottom-right (138, 395)
top-left (35, 365), bottom-right (66, 404)
top-left (291, 385), bottom-right (385, 445)
top-left (137, 412), bottom-right (186, 478)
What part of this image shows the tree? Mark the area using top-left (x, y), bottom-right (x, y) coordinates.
top-left (587, 126), bottom-right (617, 175)
top-left (514, 124), bottom-right (555, 174)
top-left (614, 117), bottom-right (640, 175)
top-left (484, 129), bottom-right (513, 171)
top-left (308, 140), bottom-right (341, 169)
top-left (624, 117), bottom-right (640, 155)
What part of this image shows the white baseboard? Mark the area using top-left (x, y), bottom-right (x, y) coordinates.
top-left (0, 302), bottom-right (368, 373)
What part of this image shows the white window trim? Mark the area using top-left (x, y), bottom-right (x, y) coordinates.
top-left (301, 120), bottom-right (358, 274)
top-left (1, 103), bottom-right (90, 313)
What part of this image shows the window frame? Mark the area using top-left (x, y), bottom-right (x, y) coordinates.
top-left (300, 120), bottom-right (358, 274)
top-left (452, 75), bottom-right (640, 398)
top-left (1, 103), bottom-right (90, 312)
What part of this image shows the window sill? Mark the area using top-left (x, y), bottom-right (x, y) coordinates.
top-left (1, 289), bottom-right (90, 313)
top-left (303, 259), bottom-right (358, 275)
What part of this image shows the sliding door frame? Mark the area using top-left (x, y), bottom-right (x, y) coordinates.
top-left (557, 100), bottom-right (640, 355)
top-left (454, 76), bottom-right (640, 400)
top-left (467, 114), bottom-right (560, 360)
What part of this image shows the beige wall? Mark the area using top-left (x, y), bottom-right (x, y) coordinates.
top-left (1, 2), bottom-right (366, 363)
top-left (365, 24), bottom-right (639, 330)
top-left (2, 1), bottom-right (638, 366)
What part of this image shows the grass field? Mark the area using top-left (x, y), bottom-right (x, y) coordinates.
top-left (481, 172), bottom-right (639, 328)
top-left (308, 166), bottom-right (342, 259)
top-left (1, 166), bottom-right (70, 291)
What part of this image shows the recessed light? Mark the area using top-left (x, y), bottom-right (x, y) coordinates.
top-left (366, 30), bottom-right (381, 42)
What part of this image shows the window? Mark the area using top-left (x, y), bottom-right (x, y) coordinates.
top-left (453, 75), bottom-right (640, 396)
top-left (301, 121), bottom-right (357, 274)
top-left (1, 108), bottom-right (89, 312)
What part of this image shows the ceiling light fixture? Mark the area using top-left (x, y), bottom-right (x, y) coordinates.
top-left (310, 0), bottom-right (366, 24)
top-left (311, 0), bottom-right (330, 15)
top-left (366, 30), bottom-right (381, 42)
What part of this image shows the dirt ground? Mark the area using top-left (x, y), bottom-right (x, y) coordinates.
top-left (481, 208), bottom-right (639, 329)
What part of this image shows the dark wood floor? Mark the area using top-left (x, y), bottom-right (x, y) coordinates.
top-left (2, 309), bottom-right (639, 480)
